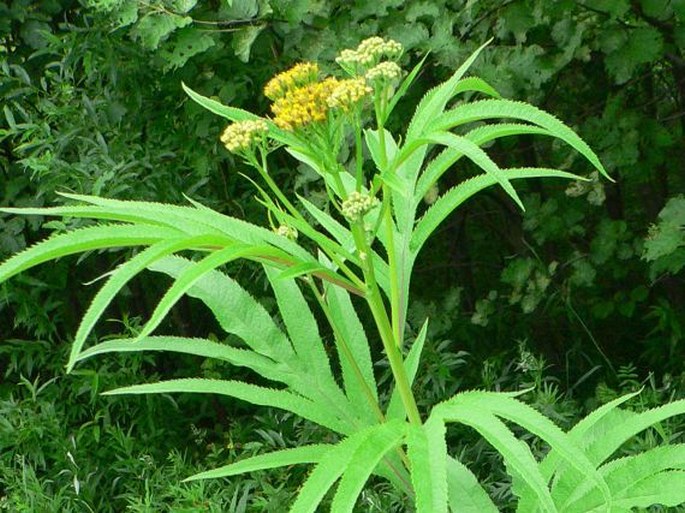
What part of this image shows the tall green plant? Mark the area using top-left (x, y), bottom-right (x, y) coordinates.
top-left (1, 38), bottom-right (684, 512)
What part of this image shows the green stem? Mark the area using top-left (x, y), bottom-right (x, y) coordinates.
top-left (251, 150), bottom-right (364, 291)
top-left (354, 113), bottom-right (364, 191)
top-left (382, 187), bottom-right (403, 348)
top-left (351, 223), bottom-right (421, 426)
top-left (308, 279), bottom-right (414, 495)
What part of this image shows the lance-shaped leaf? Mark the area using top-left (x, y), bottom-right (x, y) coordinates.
top-left (148, 256), bottom-right (296, 365)
top-left (425, 131), bottom-right (524, 209)
top-left (330, 420), bottom-right (407, 513)
top-left (563, 444), bottom-right (685, 512)
top-left (182, 82), bottom-right (299, 147)
top-left (289, 422), bottom-right (406, 513)
top-left (264, 267), bottom-right (356, 433)
top-left (439, 407), bottom-right (557, 511)
top-left (407, 416), bottom-right (448, 513)
top-left (582, 471), bottom-right (685, 513)
top-left (184, 444), bottom-right (331, 482)
top-left (136, 243), bottom-right (287, 341)
top-left (406, 40), bottom-right (491, 141)
top-left (0, 223), bottom-right (182, 284)
top-left (431, 99), bottom-right (609, 179)
top-left (324, 285), bottom-right (379, 425)
top-left (415, 123), bottom-right (553, 200)
top-left (67, 235), bottom-right (226, 372)
top-left (446, 456), bottom-right (499, 513)
top-left (102, 378), bottom-right (342, 432)
top-left (75, 336), bottom-right (279, 383)
top-left (411, 168), bottom-right (583, 256)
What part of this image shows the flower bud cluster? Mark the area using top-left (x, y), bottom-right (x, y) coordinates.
top-left (220, 120), bottom-right (268, 153)
top-left (274, 224), bottom-right (298, 240)
top-left (327, 78), bottom-right (373, 112)
top-left (341, 191), bottom-right (379, 222)
top-left (264, 62), bottom-right (319, 101)
top-left (335, 37), bottom-right (403, 69)
top-left (365, 61), bottom-right (402, 83)
top-left (423, 184), bottom-right (440, 205)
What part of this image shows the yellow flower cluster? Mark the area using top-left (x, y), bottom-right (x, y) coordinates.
top-left (271, 77), bottom-right (339, 131)
top-left (365, 61), bottom-right (402, 82)
top-left (263, 62), bottom-right (319, 101)
top-left (341, 191), bottom-right (379, 221)
top-left (335, 37), bottom-right (403, 68)
top-left (327, 78), bottom-right (372, 112)
top-left (220, 119), bottom-right (268, 153)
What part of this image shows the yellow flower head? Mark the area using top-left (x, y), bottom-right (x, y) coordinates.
top-left (271, 77), bottom-right (339, 131)
top-left (220, 119), bottom-right (268, 153)
top-left (327, 78), bottom-right (372, 112)
top-left (264, 62), bottom-right (319, 101)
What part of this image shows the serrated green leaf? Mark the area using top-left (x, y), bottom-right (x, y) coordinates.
top-left (452, 76), bottom-right (501, 98)
top-left (330, 420), bottom-right (407, 513)
top-left (411, 168), bottom-right (582, 256)
top-left (137, 244), bottom-right (286, 341)
top-left (432, 99), bottom-right (609, 179)
top-left (289, 423), bottom-right (402, 513)
top-left (416, 123), bottom-right (553, 201)
top-left (184, 444), bottom-right (330, 482)
top-left (67, 236), bottom-right (223, 372)
top-left (406, 40), bottom-right (491, 141)
top-left (435, 393), bottom-right (558, 512)
top-left (585, 471), bottom-right (685, 512)
top-left (324, 285), bottom-right (378, 425)
top-left (103, 378), bottom-right (341, 431)
top-left (264, 266), bottom-right (354, 427)
top-left (148, 256), bottom-right (296, 364)
top-left (446, 456), bottom-right (498, 513)
top-left (426, 131), bottom-right (523, 209)
top-left (0, 223), bottom-right (182, 284)
top-left (75, 336), bottom-right (278, 380)
top-left (564, 444), bottom-right (685, 512)
top-left (407, 417), bottom-right (448, 513)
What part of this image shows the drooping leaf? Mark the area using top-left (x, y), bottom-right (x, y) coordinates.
top-left (184, 444), bottom-right (330, 482)
top-left (75, 336), bottom-right (278, 380)
top-left (67, 236), bottom-right (222, 371)
top-left (415, 123), bottom-right (553, 200)
top-left (411, 168), bottom-right (583, 256)
top-left (431, 99), bottom-right (609, 180)
top-left (102, 378), bottom-right (342, 432)
top-left (0, 223), bottom-right (182, 284)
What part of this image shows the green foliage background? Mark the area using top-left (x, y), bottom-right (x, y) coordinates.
top-left (1, 0), bottom-right (685, 510)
